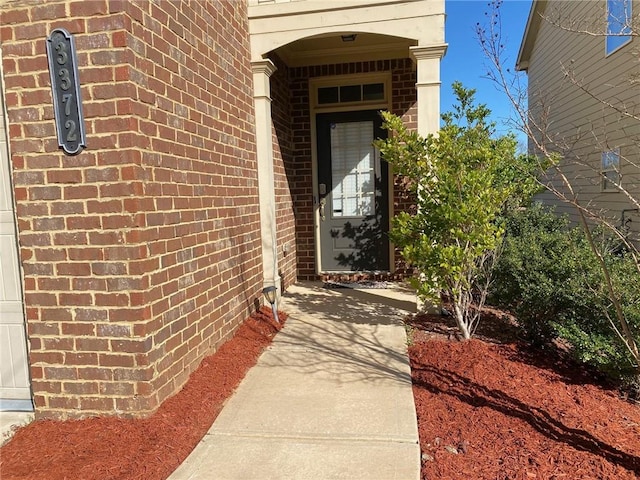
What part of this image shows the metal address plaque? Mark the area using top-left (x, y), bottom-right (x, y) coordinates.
top-left (46, 28), bottom-right (86, 155)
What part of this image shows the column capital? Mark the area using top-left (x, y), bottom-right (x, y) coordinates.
top-left (410, 44), bottom-right (446, 137)
top-left (251, 59), bottom-right (278, 78)
top-left (410, 44), bottom-right (448, 63)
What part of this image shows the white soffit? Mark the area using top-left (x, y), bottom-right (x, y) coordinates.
top-left (274, 33), bottom-right (416, 67)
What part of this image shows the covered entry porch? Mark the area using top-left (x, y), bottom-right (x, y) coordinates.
top-left (248, 0), bottom-right (447, 292)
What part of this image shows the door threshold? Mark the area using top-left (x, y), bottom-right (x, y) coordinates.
top-left (319, 271), bottom-right (400, 283)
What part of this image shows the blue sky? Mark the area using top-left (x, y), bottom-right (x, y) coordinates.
top-left (441, 0), bottom-right (532, 144)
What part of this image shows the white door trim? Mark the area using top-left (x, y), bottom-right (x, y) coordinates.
top-left (309, 73), bottom-right (392, 275)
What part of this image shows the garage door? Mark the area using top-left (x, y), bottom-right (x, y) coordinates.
top-left (0, 59), bottom-right (32, 411)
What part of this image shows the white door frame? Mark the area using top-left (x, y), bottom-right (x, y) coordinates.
top-left (309, 73), bottom-right (393, 275)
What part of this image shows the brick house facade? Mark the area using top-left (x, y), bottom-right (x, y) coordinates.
top-left (0, 0), bottom-right (446, 419)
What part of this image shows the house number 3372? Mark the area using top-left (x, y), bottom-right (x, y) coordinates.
top-left (46, 28), bottom-right (86, 155)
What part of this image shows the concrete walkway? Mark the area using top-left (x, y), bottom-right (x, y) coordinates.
top-left (0, 411), bottom-right (33, 446)
top-left (169, 281), bottom-right (420, 480)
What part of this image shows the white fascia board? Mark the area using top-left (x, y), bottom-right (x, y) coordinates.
top-left (249, 0), bottom-right (445, 60)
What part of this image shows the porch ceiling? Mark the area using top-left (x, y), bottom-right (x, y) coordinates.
top-left (273, 33), bottom-right (416, 67)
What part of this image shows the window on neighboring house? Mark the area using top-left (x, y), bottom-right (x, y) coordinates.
top-left (601, 149), bottom-right (621, 191)
top-left (606, 0), bottom-right (632, 55)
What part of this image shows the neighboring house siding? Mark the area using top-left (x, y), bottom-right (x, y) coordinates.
top-left (0, 0), bottom-right (262, 418)
top-left (526, 0), bottom-right (640, 242)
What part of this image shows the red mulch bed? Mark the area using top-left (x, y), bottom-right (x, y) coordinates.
top-left (0, 307), bottom-right (285, 480)
top-left (409, 311), bottom-right (640, 480)
top-left (3, 305), bottom-right (639, 480)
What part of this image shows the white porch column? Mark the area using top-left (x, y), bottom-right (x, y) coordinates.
top-left (251, 59), bottom-right (281, 297)
top-left (410, 44), bottom-right (448, 137)
top-left (409, 44), bottom-right (447, 313)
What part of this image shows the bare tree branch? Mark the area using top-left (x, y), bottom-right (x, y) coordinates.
top-left (476, 0), bottom-right (640, 373)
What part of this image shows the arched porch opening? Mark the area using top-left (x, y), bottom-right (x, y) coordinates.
top-left (249, 1), bottom-right (446, 289)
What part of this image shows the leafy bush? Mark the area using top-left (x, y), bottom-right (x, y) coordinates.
top-left (491, 204), bottom-right (640, 381)
top-left (377, 83), bottom-right (541, 340)
top-left (491, 204), bottom-right (591, 344)
top-left (555, 249), bottom-right (640, 381)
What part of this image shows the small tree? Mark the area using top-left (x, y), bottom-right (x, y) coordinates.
top-left (377, 83), bottom-right (540, 339)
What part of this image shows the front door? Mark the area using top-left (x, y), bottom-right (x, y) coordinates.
top-left (316, 110), bottom-right (389, 272)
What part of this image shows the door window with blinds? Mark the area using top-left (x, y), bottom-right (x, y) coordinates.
top-left (329, 121), bottom-right (378, 218)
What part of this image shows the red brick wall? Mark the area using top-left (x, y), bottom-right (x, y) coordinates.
top-left (286, 59), bottom-right (417, 280)
top-left (288, 68), bottom-right (315, 279)
top-left (269, 55), bottom-right (297, 291)
top-left (390, 60), bottom-right (418, 274)
top-left (1, 0), bottom-right (262, 418)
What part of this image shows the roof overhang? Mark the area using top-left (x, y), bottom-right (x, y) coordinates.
top-left (516, 0), bottom-right (548, 72)
top-left (248, 0), bottom-right (445, 65)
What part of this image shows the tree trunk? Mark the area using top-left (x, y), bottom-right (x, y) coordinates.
top-left (453, 302), bottom-right (471, 340)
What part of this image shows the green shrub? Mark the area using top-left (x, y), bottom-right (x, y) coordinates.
top-left (554, 250), bottom-right (640, 381)
top-left (491, 204), bottom-right (640, 382)
top-left (377, 83), bottom-right (542, 340)
top-left (491, 204), bottom-right (596, 345)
